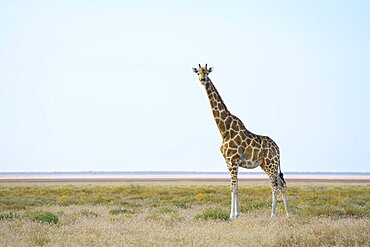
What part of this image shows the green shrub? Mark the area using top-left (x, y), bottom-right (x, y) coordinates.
top-left (109, 208), bottom-right (129, 215)
top-left (27, 211), bottom-right (59, 224)
top-left (196, 208), bottom-right (229, 221)
top-left (80, 209), bottom-right (99, 217)
top-left (173, 201), bottom-right (191, 209)
top-left (0, 212), bottom-right (19, 220)
top-left (157, 206), bottom-right (176, 214)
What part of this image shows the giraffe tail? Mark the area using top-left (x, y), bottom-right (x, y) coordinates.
top-left (277, 161), bottom-right (286, 186)
top-left (279, 172), bottom-right (286, 184)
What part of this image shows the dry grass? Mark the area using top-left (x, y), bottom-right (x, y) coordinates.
top-left (0, 181), bottom-right (369, 246)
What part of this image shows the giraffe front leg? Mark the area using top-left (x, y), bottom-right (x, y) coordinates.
top-left (228, 163), bottom-right (240, 219)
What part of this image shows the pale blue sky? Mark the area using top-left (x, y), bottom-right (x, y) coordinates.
top-left (0, 1), bottom-right (369, 172)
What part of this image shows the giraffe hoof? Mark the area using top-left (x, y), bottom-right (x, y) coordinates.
top-left (270, 214), bottom-right (277, 219)
top-left (230, 214), bottom-right (240, 219)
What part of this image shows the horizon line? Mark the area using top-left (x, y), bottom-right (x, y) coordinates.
top-left (1, 171), bottom-right (369, 175)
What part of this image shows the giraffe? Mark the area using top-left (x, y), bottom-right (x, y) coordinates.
top-left (192, 64), bottom-right (291, 219)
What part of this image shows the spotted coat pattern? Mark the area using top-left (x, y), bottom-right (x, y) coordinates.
top-left (204, 78), bottom-right (284, 192)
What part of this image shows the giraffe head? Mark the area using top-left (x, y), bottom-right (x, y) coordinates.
top-left (192, 64), bottom-right (213, 85)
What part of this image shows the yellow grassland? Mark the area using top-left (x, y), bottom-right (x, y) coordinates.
top-left (0, 181), bottom-right (369, 246)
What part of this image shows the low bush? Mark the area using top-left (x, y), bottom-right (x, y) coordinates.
top-left (196, 208), bottom-right (229, 221)
top-left (80, 209), bottom-right (99, 217)
top-left (27, 211), bottom-right (59, 224)
top-left (0, 212), bottom-right (19, 220)
top-left (109, 208), bottom-right (129, 215)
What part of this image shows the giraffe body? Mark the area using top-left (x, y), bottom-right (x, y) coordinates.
top-left (193, 64), bottom-right (291, 219)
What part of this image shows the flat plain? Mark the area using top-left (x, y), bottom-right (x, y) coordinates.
top-left (0, 181), bottom-right (369, 246)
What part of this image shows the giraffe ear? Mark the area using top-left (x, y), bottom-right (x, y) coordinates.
top-left (192, 68), bottom-right (198, 73)
top-left (208, 67), bottom-right (214, 73)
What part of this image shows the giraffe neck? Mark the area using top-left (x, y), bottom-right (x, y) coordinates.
top-left (205, 79), bottom-right (231, 138)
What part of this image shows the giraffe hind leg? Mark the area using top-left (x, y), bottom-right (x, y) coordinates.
top-left (277, 172), bottom-right (291, 216)
top-left (281, 187), bottom-right (291, 216)
top-left (261, 160), bottom-right (282, 218)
